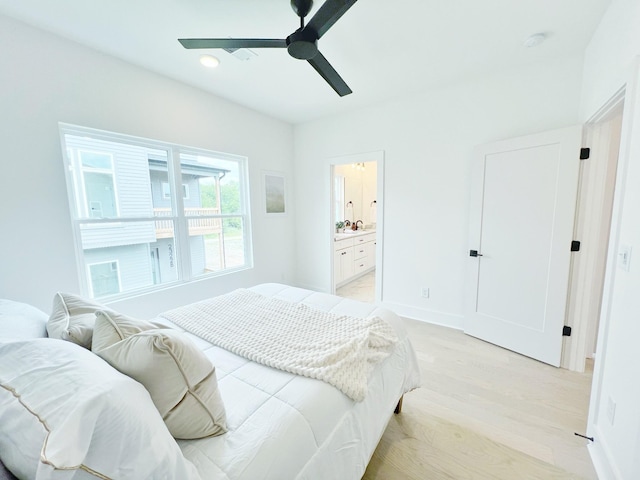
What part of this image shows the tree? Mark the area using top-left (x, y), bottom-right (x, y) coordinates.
top-left (221, 181), bottom-right (241, 230)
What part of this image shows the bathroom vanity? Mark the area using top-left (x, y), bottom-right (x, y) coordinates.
top-left (334, 231), bottom-right (376, 287)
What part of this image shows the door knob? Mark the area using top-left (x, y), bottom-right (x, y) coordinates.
top-left (469, 250), bottom-right (483, 257)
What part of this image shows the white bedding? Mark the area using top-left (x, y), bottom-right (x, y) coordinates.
top-left (0, 283), bottom-right (420, 480)
top-left (157, 283), bottom-right (421, 480)
top-left (160, 288), bottom-right (399, 401)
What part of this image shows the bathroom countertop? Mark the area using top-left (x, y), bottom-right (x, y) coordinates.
top-left (334, 230), bottom-right (375, 241)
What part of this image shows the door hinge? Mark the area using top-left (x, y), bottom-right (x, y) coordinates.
top-left (580, 147), bottom-right (590, 160)
top-left (571, 240), bottom-right (581, 252)
top-left (563, 326), bottom-right (572, 337)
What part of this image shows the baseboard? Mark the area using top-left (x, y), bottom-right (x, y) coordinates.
top-left (381, 301), bottom-right (464, 330)
top-left (588, 425), bottom-right (621, 480)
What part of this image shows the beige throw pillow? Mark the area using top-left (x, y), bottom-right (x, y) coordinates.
top-left (46, 293), bottom-right (106, 348)
top-left (91, 309), bottom-right (162, 352)
top-left (92, 310), bottom-right (227, 439)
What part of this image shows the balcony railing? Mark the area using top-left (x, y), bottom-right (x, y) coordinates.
top-left (154, 207), bottom-right (222, 239)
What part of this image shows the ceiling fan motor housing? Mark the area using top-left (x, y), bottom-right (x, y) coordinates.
top-left (291, 0), bottom-right (314, 18)
top-left (286, 29), bottom-right (318, 60)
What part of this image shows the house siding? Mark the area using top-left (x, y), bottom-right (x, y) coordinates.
top-left (67, 135), bottom-right (159, 249)
top-left (84, 244), bottom-right (154, 294)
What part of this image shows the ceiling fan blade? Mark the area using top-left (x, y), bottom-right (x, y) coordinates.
top-left (307, 51), bottom-right (352, 96)
top-left (179, 38), bottom-right (287, 49)
top-left (305, 0), bottom-right (358, 39)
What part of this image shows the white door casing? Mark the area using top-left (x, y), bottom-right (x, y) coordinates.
top-left (465, 126), bottom-right (582, 367)
top-left (562, 101), bottom-right (623, 372)
top-left (328, 151), bottom-right (384, 302)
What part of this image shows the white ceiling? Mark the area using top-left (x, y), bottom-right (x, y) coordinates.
top-left (0, 0), bottom-right (612, 124)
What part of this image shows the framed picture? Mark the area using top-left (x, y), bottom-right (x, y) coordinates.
top-left (263, 172), bottom-right (286, 215)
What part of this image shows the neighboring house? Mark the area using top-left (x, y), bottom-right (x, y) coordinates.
top-left (64, 135), bottom-right (228, 298)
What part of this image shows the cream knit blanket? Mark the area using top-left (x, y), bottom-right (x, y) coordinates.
top-left (160, 289), bottom-right (398, 401)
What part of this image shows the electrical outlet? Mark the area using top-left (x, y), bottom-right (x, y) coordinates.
top-left (420, 287), bottom-right (430, 299)
top-left (606, 396), bottom-right (616, 425)
top-left (618, 245), bottom-right (632, 271)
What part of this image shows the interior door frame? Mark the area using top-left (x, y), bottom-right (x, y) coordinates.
top-left (587, 58), bottom-right (640, 474)
top-left (562, 89), bottom-right (625, 372)
top-left (327, 151), bottom-right (385, 302)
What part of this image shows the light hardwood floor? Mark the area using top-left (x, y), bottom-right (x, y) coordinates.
top-left (362, 319), bottom-right (596, 480)
top-left (337, 270), bottom-right (376, 303)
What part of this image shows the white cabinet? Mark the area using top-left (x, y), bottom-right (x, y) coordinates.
top-left (365, 240), bottom-right (376, 268)
top-left (334, 238), bottom-right (355, 285)
top-left (334, 232), bottom-right (376, 287)
top-left (353, 241), bottom-right (368, 276)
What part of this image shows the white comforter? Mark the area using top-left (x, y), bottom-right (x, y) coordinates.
top-left (158, 283), bottom-right (421, 480)
top-left (160, 288), bottom-right (399, 401)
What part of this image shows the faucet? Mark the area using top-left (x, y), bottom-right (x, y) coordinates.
top-left (354, 220), bottom-right (363, 230)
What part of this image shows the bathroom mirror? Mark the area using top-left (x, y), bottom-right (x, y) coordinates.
top-left (334, 162), bottom-right (377, 227)
top-left (334, 175), bottom-right (345, 223)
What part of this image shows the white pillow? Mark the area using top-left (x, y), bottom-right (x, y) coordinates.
top-left (92, 310), bottom-right (227, 439)
top-left (0, 338), bottom-right (201, 480)
top-left (0, 300), bottom-right (48, 340)
top-left (46, 293), bottom-right (106, 348)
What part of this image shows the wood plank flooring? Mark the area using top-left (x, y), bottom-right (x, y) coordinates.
top-left (362, 319), bottom-right (596, 480)
top-left (337, 270), bottom-right (376, 303)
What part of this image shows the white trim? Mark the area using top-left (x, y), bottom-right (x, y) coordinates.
top-left (588, 425), bottom-right (623, 480)
top-left (562, 96), bottom-right (625, 372)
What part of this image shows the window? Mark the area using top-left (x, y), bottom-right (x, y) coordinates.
top-left (60, 124), bottom-right (252, 300)
top-left (79, 151), bottom-right (118, 218)
top-left (88, 261), bottom-right (121, 297)
top-left (162, 182), bottom-right (189, 200)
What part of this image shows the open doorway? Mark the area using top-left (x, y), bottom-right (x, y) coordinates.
top-left (562, 92), bottom-right (625, 372)
top-left (329, 151), bottom-right (384, 303)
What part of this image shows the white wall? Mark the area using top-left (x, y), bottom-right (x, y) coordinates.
top-left (293, 57), bottom-right (584, 327)
top-left (580, 1), bottom-right (640, 478)
top-left (580, 0), bottom-right (640, 120)
top-left (0, 14), bottom-right (295, 317)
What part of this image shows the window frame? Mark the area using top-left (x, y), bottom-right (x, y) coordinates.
top-left (161, 182), bottom-right (190, 200)
top-left (59, 123), bottom-right (253, 301)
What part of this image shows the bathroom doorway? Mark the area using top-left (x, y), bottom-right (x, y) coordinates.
top-left (329, 151), bottom-right (384, 304)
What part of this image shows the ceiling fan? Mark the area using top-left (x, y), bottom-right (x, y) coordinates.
top-left (178, 0), bottom-right (358, 96)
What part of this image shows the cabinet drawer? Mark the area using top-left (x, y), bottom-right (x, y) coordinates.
top-left (354, 233), bottom-right (376, 244)
top-left (334, 237), bottom-right (354, 251)
top-left (353, 258), bottom-right (369, 274)
top-left (353, 245), bottom-right (367, 260)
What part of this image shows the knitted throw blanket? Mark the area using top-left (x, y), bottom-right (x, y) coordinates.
top-left (160, 289), bottom-right (398, 401)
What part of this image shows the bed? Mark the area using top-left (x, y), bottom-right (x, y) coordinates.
top-left (0, 283), bottom-right (421, 480)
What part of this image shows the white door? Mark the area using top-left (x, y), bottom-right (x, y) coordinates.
top-left (465, 126), bottom-right (582, 366)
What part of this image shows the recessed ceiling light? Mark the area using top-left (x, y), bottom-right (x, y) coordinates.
top-left (199, 54), bottom-right (220, 68)
top-left (523, 33), bottom-right (546, 48)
